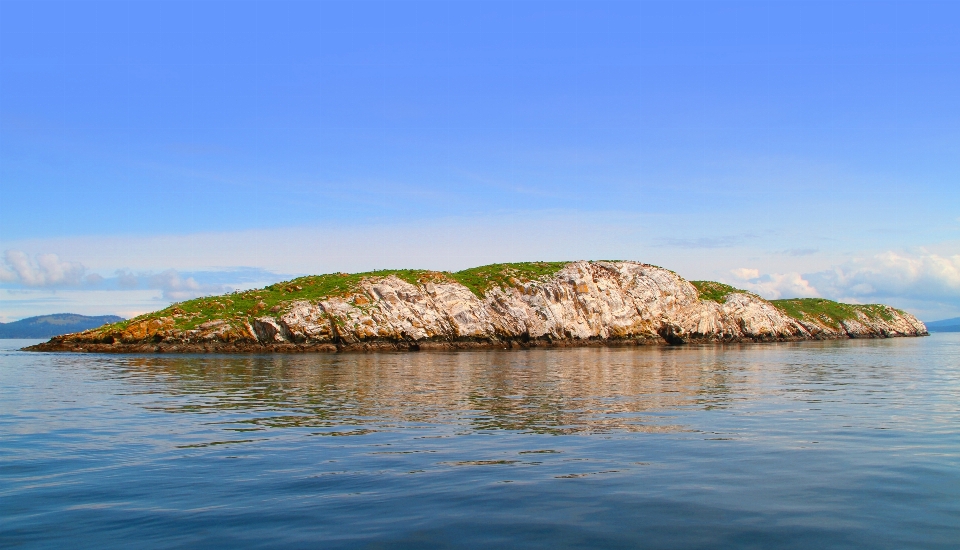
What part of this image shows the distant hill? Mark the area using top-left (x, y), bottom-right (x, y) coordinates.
top-left (925, 317), bottom-right (960, 332)
top-left (0, 314), bottom-right (124, 339)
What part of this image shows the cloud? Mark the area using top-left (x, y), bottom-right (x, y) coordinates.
top-left (729, 268), bottom-right (820, 299)
top-left (807, 250), bottom-right (960, 302)
top-left (149, 269), bottom-right (227, 301)
top-left (656, 234), bottom-right (753, 249)
top-left (1, 251), bottom-right (275, 307)
top-left (0, 267), bottom-right (282, 321)
top-left (116, 270), bottom-right (140, 289)
top-left (0, 250), bottom-right (92, 287)
top-left (725, 250), bottom-right (960, 318)
top-left (730, 268), bottom-right (759, 280)
top-left (782, 248), bottom-right (819, 257)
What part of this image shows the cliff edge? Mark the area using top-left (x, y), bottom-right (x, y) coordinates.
top-left (26, 261), bottom-right (927, 353)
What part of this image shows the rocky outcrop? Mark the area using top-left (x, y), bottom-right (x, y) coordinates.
top-left (27, 261), bottom-right (927, 353)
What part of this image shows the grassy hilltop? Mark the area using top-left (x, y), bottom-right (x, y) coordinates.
top-left (92, 262), bottom-right (570, 335)
top-left (91, 261), bottom-right (905, 337)
top-left (689, 280), bottom-right (904, 329)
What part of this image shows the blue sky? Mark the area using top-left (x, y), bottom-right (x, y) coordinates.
top-left (1, 0), bottom-right (959, 322)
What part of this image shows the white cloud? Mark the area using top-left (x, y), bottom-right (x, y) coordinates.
top-left (729, 268), bottom-right (819, 299)
top-left (808, 250), bottom-right (960, 302)
top-left (148, 269), bottom-right (227, 301)
top-left (116, 270), bottom-right (139, 289)
top-left (730, 268), bottom-right (759, 280)
top-left (724, 250), bottom-right (960, 319)
top-left (0, 253), bottom-right (278, 321)
top-left (0, 250), bottom-right (90, 287)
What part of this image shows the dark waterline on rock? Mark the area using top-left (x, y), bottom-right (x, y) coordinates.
top-left (2, 336), bottom-right (959, 549)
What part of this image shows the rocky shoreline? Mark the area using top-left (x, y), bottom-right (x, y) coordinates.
top-left (26, 261), bottom-right (928, 354)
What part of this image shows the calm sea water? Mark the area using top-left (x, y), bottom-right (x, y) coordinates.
top-left (2, 335), bottom-right (959, 549)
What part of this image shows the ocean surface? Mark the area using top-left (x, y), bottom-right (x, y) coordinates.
top-left (2, 335), bottom-right (958, 549)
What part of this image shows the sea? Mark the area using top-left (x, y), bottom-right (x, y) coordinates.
top-left (1, 334), bottom-right (958, 549)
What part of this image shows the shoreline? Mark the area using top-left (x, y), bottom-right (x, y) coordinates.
top-left (24, 331), bottom-right (926, 354)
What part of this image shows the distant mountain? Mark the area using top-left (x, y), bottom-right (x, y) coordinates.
top-left (925, 317), bottom-right (960, 332)
top-left (0, 314), bottom-right (124, 339)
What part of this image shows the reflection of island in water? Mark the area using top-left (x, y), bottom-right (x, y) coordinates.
top-left (107, 342), bottom-right (887, 436)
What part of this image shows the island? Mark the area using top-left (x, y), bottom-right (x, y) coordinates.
top-left (0, 314), bottom-right (124, 339)
top-left (26, 261), bottom-right (927, 353)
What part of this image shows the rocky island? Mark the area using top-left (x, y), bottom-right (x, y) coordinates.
top-left (27, 261), bottom-right (927, 353)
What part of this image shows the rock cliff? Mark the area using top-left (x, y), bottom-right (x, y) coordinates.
top-left (27, 261), bottom-right (927, 353)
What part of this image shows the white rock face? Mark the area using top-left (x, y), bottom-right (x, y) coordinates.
top-left (37, 260), bottom-right (928, 353)
top-left (234, 261), bottom-right (926, 348)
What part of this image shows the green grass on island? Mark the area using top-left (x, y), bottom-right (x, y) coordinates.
top-left (92, 262), bottom-right (571, 335)
top-left (769, 298), bottom-right (900, 329)
top-left (689, 281), bottom-right (753, 303)
top-left (87, 263), bottom-right (904, 337)
top-left (689, 282), bottom-right (899, 328)
top-left (449, 262), bottom-right (570, 298)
